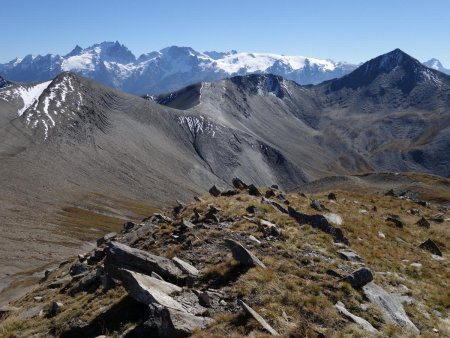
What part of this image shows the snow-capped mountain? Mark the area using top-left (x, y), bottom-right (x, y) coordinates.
top-left (423, 58), bottom-right (450, 75)
top-left (0, 42), bottom-right (357, 95)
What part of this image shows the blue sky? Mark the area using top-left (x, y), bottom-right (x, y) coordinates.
top-left (0, 0), bottom-right (449, 66)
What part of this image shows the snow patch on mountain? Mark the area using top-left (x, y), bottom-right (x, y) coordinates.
top-left (214, 52), bottom-right (337, 73)
top-left (178, 115), bottom-right (218, 137)
top-left (0, 81), bottom-right (52, 116)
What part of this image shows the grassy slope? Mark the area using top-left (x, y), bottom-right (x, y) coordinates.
top-left (1, 185), bottom-right (448, 337)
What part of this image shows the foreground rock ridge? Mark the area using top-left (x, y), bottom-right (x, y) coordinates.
top-left (1, 179), bottom-right (448, 337)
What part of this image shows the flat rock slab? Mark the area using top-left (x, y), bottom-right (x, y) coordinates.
top-left (224, 238), bottom-right (266, 269)
top-left (238, 299), bottom-right (279, 336)
top-left (106, 241), bottom-right (184, 282)
top-left (160, 307), bottom-right (214, 337)
top-left (363, 282), bottom-right (419, 335)
top-left (338, 250), bottom-right (363, 262)
top-left (173, 257), bottom-right (199, 277)
top-left (335, 301), bottom-right (377, 333)
top-left (119, 269), bottom-right (185, 311)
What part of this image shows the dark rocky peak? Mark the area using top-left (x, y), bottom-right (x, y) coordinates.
top-left (230, 74), bottom-right (288, 98)
top-left (327, 49), bottom-right (446, 93)
top-left (65, 45), bottom-right (83, 57)
top-left (85, 41), bottom-right (136, 64)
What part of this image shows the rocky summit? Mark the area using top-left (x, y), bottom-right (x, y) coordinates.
top-left (0, 178), bottom-right (448, 337)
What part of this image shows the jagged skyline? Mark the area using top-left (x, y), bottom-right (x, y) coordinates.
top-left (0, 0), bottom-right (449, 65)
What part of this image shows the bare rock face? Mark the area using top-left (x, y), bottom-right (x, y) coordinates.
top-left (419, 239), bottom-right (442, 256)
top-left (224, 238), bottom-right (266, 269)
top-left (159, 307), bottom-right (214, 338)
top-left (238, 299), bottom-right (279, 336)
top-left (363, 282), bottom-right (419, 335)
top-left (105, 242), bottom-right (184, 282)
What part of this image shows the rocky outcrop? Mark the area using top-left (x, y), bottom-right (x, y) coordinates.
top-left (288, 207), bottom-right (349, 245)
top-left (105, 241), bottom-right (184, 282)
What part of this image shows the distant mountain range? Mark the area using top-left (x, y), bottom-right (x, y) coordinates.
top-left (1, 42), bottom-right (358, 95)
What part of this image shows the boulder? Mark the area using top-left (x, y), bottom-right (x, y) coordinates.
top-left (193, 196), bottom-right (204, 202)
top-left (173, 200), bottom-right (185, 216)
top-left (334, 301), bottom-right (377, 333)
top-left (288, 207), bottom-right (349, 245)
top-left (159, 307), bottom-right (214, 338)
top-left (246, 205), bottom-right (264, 215)
top-left (338, 250), bottom-right (362, 262)
top-left (341, 267), bottom-right (373, 289)
top-left (68, 269), bottom-right (101, 295)
top-left (232, 177), bottom-right (248, 190)
top-left (258, 219), bottom-right (281, 237)
top-left (418, 239), bottom-right (442, 256)
top-left (386, 215), bottom-right (404, 228)
top-left (416, 217), bottom-right (430, 228)
top-left (172, 257), bottom-right (199, 277)
top-left (328, 192), bottom-right (337, 201)
top-left (247, 184), bottom-right (262, 197)
top-left (105, 242), bottom-right (184, 282)
top-left (238, 299), bottom-right (279, 336)
top-left (408, 208), bottom-right (422, 216)
top-left (119, 269), bottom-right (184, 311)
top-left (178, 219), bottom-right (195, 231)
top-left (265, 189), bottom-right (276, 198)
top-left (363, 282), bottom-right (419, 334)
top-left (69, 261), bottom-right (88, 276)
top-left (97, 232), bottom-right (117, 247)
top-left (221, 189), bottom-right (239, 196)
top-left (224, 239), bottom-right (266, 269)
top-left (310, 199), bottom-right (323, 211)
top-left (209, 185), bottom-right (221, 197)
top-left (48, 276), bottom-right (72, 289)
top-left (47, 301), bottom-right (63, 318)
top-left (122, 221), bottom-right (136, 233)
